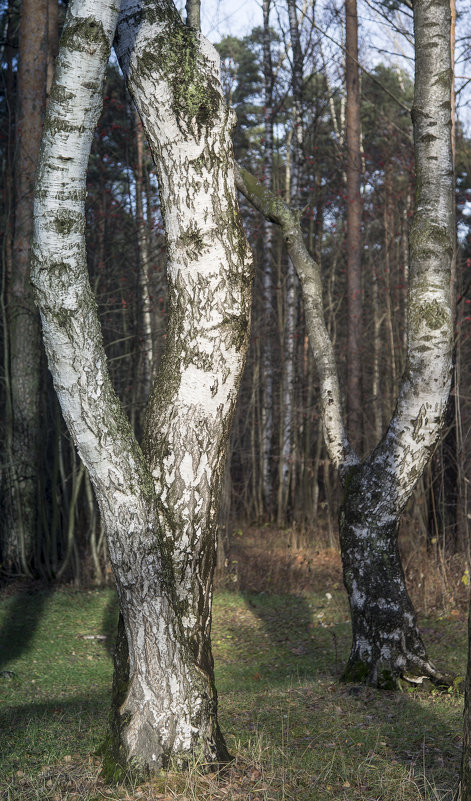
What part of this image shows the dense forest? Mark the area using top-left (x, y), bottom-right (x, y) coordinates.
top-left (3, 0), bottom-right (471, 795)
top-left (1, 0), bottom-right (471, 583)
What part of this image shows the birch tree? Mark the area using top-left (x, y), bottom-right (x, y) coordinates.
top-left (32, 0), bottom-right (252, 778)
top-left (237, 0), bottom-right (454, 687)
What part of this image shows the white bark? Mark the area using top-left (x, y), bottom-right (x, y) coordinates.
top-left (32, 0), bottom-right (252, 776)
top-left (236, 0), bottom-right (453, 687)
top-left (235, 165), bottom-right (357, 477)
top-left (115, 0), bottom-right (253, 617)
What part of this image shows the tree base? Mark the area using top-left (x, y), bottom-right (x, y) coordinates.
top-left (341, 652), bottom-right (454, 691)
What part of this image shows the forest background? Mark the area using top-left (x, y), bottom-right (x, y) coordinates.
top-left (1, 0), bottom-right (471, 586)
top-left (1, 0), bottom-right (471, 799)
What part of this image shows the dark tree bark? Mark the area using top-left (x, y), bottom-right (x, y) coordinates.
top-left (4, 0), bottom-right (48, 573)
top-left (345, 0), bottom-right (363, 449)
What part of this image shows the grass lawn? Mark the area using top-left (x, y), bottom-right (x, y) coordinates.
top-left (0, 579), bottom-right (466, 800)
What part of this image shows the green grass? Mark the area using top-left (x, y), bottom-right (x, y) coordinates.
top-left (0, 584), bottom-right (466, 800)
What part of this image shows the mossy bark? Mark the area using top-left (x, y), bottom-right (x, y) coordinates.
top-left (32, 0), bottom-right (250, 781)
top-left (112, 1), bottom-right (253, 771)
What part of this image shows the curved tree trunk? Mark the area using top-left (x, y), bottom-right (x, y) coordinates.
top-left (340, 463), bottom-right (446, 687)
top-left (340, 0), bottom-right (453, 685)
top-left (32, 0), bottom-right (252, 779)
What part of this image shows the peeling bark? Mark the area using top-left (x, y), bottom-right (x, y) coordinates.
top-left (32, 0), bottom-right (252, 779)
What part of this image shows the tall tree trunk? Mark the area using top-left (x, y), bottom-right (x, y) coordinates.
top-left (278, 0), bottom-right (303, 523)
top-left (261, 0), bottom-right (275, 516)
top-left (32, 0), bottom-right (252, 777)
top-left (134, 111), bottom-right (154, 416)
top-left (4, 0), bottom-right (48, 573)
top-left (345, 0), bottom-right (363, 449)
top-left (340, 0), bottom-right (453, 684)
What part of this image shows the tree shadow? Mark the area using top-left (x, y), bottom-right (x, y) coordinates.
top-left (238, 590), bottom-right (351, 684)
top-left (232, 590), bottom-right (462, 797)
top-left (0, 586), bottom-right (54, 671)
top-left (100, 587), bottom-right (119, 659)
top-left (0, 691), bottom-right (110, 778)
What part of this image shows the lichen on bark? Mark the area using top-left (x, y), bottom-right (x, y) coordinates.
top-left (33, 0), bottom-right (251, 780)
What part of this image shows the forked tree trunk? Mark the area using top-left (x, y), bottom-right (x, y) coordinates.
top-left (32, 0), bottom-right (252, 778)
top-left (340, 0), bottom-right (453, 686)
top-left (236, 0), bottom-right (453, 688)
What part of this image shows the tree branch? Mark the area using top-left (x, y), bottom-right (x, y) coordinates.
top-left (235, 164), bottom-right (358, 477)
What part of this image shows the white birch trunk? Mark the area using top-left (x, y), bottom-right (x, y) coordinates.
top-left (32, 0), bottom-right (252, 778)
top-left (236, 0), bottom-right (453, 687)
top-left (278, 0), bottom-right (304, 522)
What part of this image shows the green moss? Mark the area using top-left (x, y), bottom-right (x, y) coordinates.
top-left (409, 220), bottom-right (452, 255)
top-left (377, 668), bottom-right (396, 691)
top-left (341, 659), bottom-right (369, 684)
top-left (59, 16), bottom-right (110, 59)
top-left (137, 22), bottom-right (220, 134)
top-left (49, 209), bottom-right (82, 237)
top-left (48, 83), bottom-right (75, 105)
top-left (44, 117), bottom-right (85, 137)
top-left (409, 298), bottom-right (450, 332)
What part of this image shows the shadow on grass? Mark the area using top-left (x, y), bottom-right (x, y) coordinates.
top-left (100, 588), bottom-right (119, 658)
top-left (238, 591), bottom-right (350, 683)
top-left (0, 691), bottom-right (110, 777)
top-left (0, 586), bottom-right (54, 670)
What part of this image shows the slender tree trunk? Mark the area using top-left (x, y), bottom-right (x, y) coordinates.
top-left (345, 0), bottom-right (363, 449)
top-left (371, 249), bottom-right (382, 443)
top-left (383, 160), bottom-right (397, 407)
top-left (278, 0), bottom-right (303, 523)
top-left (4, 0), bottom-right (48, 573)
top-left (134, 111), bottom-right (154, 413)
top-left (32, 0), bottom-right (252, 777)
top-left (261, 0), bottom-right (275, 516)
top-left (47, 0), bottom-right (59, 98)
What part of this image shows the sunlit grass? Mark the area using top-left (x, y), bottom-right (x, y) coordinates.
top-left (0, 580), bottom-right (466, 800)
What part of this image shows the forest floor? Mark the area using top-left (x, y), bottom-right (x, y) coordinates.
top-left (0, 528), bottom-right (469, 801)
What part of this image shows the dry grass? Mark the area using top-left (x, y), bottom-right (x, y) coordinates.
top-left (1, 526), bottom-right (468, 801)
top-left (219, 524), bottom-right (470, 617)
